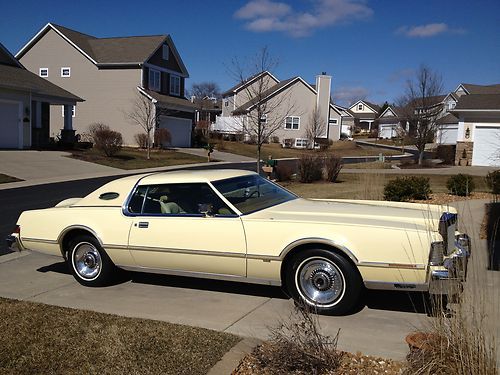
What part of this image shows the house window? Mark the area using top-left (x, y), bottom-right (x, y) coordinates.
top-left (162, 45), bottom-right (169, 60)
top-left (149, 69), bottom-right (161, 91)
top-left (294, 138), bottom-right (308, 148)
top-left (170, 74), bottom-right (181, 96)
top-left (329, 118), bottom-right (338, 124)
top-left (448, 102), bottom-right (456, 110)
top-left (61, 105), bottom-right (76, 118)
top-left (358, 104), bottom-right (363, 111)
top-left (61, 67), bottom-right (71, 77)
top-left (39, 68), bottom-right (48, 77)
top-left (224, 100), bottom-right (229, 107)
top-left (285, 116), bottom-right (300, 130)
top-left (260, 114), bottom-right (267, 123)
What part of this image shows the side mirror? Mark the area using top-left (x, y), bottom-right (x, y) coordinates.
top-left (198, 203), bottom-right (214, 217)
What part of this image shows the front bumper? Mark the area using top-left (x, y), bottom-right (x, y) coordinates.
top-left (429, 233), bottom-right (470, 295)
top-left (6, 234), bottom-right (23, 252)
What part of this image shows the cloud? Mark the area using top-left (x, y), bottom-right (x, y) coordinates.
top-left (234, 0), bottom-right (291, 20)
top-left (332, 86), bottom-right (369, 106)
top-left (388, 68), bottom-right (414, 83)
top-left (234, 0), bottom-right (373, 37)
top-left (396, 23), bottom-right (466, 38)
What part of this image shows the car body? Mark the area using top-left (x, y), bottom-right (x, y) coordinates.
top-left (7, 169), bottom-right (470, 314)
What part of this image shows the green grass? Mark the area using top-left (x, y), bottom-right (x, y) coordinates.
top-left (282, 173), bottom-right (490, 200)
top-left (0, 173), bottom-right (22, 184)
top-left (70, 147), bottom-right (207, 170)
top-left (0, 297), bottom-right (240, 375)
top-left (214, 140), bottom-right (399, 159)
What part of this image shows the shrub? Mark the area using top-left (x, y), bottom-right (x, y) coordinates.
top-left (384, 176), bottom-right (431, 201)
top-left (447, 174), bottom-right (475, 196)
top-left (134, 133), bottom-right (149, 149)
top-left (486, 170), bottom-right (500, 195)
top-left (251, 303), bottom-right (343, 374)
top-left (315, 138), bottom-right (332, 151)
top-left (154, 128), bottom-right (171, 148)
top-left (298, 154), bottom-right (323, 183)
top-left (89, 123), bottom-right (123, 157)
top-left (323, 154), bottom-right (342, 182)
top-left (274, 163), bottom-right (294, 182)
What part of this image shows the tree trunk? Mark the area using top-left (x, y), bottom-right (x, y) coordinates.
top-left (418, 150), bottom-right (424, 165)
top-left (256, 144), bottom-right (261, 174)
top-left (147, 130), bottom-right (151, 160)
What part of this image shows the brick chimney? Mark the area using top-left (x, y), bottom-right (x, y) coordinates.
top-left (315, 72), bottom-right (331, 137)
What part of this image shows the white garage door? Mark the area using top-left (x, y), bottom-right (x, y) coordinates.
top-left (436, 126), bottom-right (458, 145)
top-left (472, 126), bottom-right (500, 167)
top-left (158, 116), bottom-right (192, 147)
top-left (0, 101), bottom-right (22, 149)
top-left (379, 125), bottom-right (396, 139)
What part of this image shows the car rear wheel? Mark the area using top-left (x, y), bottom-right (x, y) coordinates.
top-left (286, 249), bottom-right (362, 315)
top-left (67, 234), bottom-right (116, 287)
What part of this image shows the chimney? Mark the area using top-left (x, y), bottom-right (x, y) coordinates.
top-left (315, 72), bottom-right (332, 137)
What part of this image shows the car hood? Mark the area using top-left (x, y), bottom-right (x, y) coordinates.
top-left (245, 198), bottom-right (455, 232)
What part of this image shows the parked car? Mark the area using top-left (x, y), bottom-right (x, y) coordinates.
top-left (7, 169), bottom-right (470, 315)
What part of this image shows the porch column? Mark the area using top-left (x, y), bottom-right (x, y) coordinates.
top-left (61, 104), bottom-right (76, 144)
top-left (368, 121), bottom-right (372, 131)
top-left (63, 105), bottom-right (73, 130)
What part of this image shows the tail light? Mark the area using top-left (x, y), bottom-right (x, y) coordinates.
top-left (13, 225), bottom-right (20, 234)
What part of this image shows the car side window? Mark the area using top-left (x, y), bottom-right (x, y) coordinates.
top-left (134, 183), bottom-right (236, 216)
top-left (127, 186), bottom-right (148, 213)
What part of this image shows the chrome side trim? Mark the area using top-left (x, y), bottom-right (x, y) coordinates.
top-left (20, 237), bottom-right (58, 245)
top-left (117, 265), bottom-right (282, 286)
top-left (364, 280), bottom-right (428, 292)
top-left (57, 225), bottom-right (105, 255)
top-left (279, 238), bottom-right (359, 264)
top-left (125, 245), bottom-right (247, 259)
top-left (358, 261), bottom-right (426, 270)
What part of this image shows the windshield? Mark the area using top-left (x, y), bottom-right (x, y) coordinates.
top-left (211, 174), bottom-right (297, 214)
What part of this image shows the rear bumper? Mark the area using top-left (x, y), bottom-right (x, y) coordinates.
top-left (6, 234), bottom-right (24, 252)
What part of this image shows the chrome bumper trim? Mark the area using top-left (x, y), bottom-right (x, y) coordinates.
top-left (6, 234), bottom-right (24, 252)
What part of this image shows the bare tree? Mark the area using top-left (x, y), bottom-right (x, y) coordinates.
top-left (189, 81), bottom-right (221, 138)
top-left (228, 47), bottom-right (296, 172)
top-left (126, 91), bottom-right (158, 159)
top-left (397, 64), bottom-right (444, 165)
top-left (305, 107), bottom-right (325, 149)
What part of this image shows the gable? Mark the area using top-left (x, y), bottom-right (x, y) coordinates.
top-left (0, 43), bottom-right (23, 67)
top-left (222, 71), bottom-right (279, 97)
top-left (380, 107), bottom-right (397, 118)
top-left (145, 37), bottom-right (188, 76)
top-left (349, 100), bottom-right (377, 113)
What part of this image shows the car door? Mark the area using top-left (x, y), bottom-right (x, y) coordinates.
top-left (126, 182), bottom-right (246, 276)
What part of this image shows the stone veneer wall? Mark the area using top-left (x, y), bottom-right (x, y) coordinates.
top-left (455, 141), bottom-right (474, 166)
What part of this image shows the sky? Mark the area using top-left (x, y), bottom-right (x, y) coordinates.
top-left (1, 0), bottom-right (499, 106)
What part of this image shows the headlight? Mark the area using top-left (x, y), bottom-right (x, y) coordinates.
top-left (429, 241), bottom-right (444, 266)
top-left (455, 234), bottom-right (471, 255)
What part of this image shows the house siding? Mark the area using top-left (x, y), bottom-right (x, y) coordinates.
top-left (19, 28), bottom-right (142, 145)
top-left (147, 42), bottom-right (183, 73)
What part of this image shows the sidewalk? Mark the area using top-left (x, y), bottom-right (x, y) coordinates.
top-left (175, 148), bottom-right (256, 163)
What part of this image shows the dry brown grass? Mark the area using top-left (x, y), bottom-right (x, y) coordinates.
top-left (0, 297), bottom-right (240, 375)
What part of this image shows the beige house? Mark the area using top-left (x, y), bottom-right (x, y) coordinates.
top-left (215, 71), bottom-right (350, 148)
top-left (347, 100), bottom-right (381, 133)
top-left (16, 23), bottom-right (195, 146)
top-left (0, 42), bottom-right (82, 149)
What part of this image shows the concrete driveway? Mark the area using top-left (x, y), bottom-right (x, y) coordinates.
top-left (0, 150), bottom-right (120, 183)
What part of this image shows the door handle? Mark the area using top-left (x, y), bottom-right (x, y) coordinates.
top-left (138, 222), bottom-right (149, 228)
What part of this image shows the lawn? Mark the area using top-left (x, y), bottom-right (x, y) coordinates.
top-left (215, 140), bottom-right (399, 159)
top-left (0, 173), bottom-right (22, 184)
top-left (70, 147), bottom-right (207, 170)
top-left (0, 297), bottom-right (240, 375)
top-left (282, 172), bottom-right (490, 200)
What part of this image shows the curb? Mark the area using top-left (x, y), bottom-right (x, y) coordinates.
top-left (207, 337), bottom-right (261, 375)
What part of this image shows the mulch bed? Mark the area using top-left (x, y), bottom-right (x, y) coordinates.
top-left (232, 344), bottom-right (404, 375)
top-left (412, 192), bottom-right (495, 205)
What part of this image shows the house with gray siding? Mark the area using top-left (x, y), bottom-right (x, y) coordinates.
top-left (16, 23), bottom-right (195, 147)
top-left (215, 71), bottom-right (348, 147)
top-left (0, 42), bottom-right (81, 149)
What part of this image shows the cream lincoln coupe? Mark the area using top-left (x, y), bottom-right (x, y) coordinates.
top-left (7, 169), bottom-right (470, 314)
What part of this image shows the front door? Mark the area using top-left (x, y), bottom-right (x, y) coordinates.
top-left (126, 182), bottom-right (246, 276)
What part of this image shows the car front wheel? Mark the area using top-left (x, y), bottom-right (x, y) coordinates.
top-left (67, 234), bottom-right (116, 287)
top-left (286, 249), bottom-right (362, 315)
